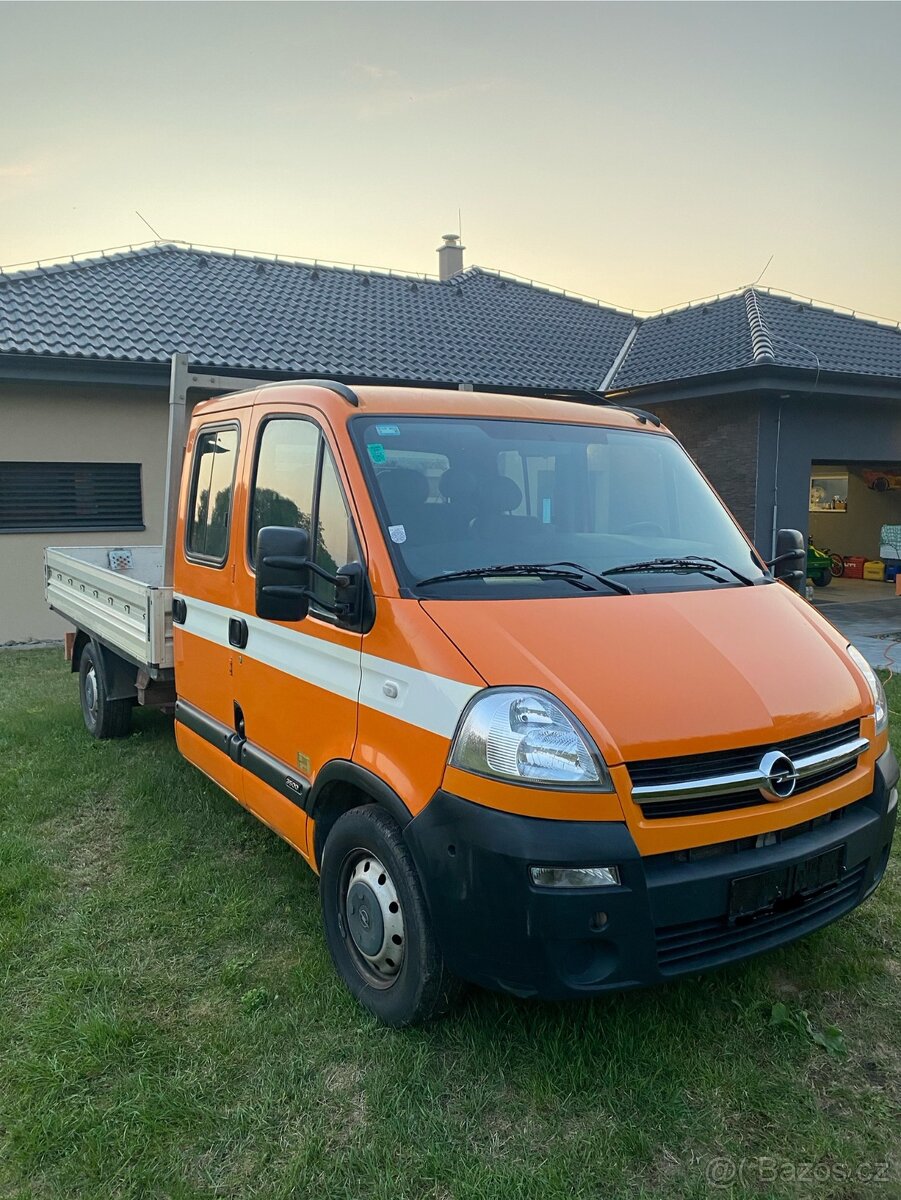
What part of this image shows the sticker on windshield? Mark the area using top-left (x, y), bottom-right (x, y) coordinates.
top-left (368, 443), bottom-right (387, 464)
top-left (375, 423), bottom-right (401, 437)
top-left (388, 524), bottom-right (407, 544)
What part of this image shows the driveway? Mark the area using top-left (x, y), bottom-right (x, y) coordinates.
top-left (811, 576), bottom-right (901, 670)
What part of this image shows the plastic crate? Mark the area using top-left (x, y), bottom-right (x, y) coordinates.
top-left (885, 563), bottom-right (900, 583)
top-left (843, 556), bottom-right (866, 579)
top-left (864, 560), bottom-right (886, 581)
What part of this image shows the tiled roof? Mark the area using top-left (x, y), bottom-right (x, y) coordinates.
top-left (0, 244), bottom-right (635, 392)
top-left (2, 245), bottom-right (900, 394)
top-left (605, 295), bottom-right (754, 390)
top-left (755, 291), bottom-right (901, 378)
top-left (609, 287), bottom-right (901, 390)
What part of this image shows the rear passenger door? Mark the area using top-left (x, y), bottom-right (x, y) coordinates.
top-left (173, 416), bottom-right (246, 804)
top-left (234, 410), bottom-right (364, 861)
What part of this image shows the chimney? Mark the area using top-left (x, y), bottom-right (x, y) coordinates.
top-left (437, 233), bottom-right (464, 281)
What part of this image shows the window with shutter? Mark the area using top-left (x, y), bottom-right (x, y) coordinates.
top-left (0, 462), bottom-right (144, 533)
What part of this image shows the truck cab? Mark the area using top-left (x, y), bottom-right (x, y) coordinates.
top-left (55, 381), bottom-right (899, 1025)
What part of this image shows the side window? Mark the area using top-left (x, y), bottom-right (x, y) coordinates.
top-left (249, 418), bottom-right (319, 562)
top-left (313, 449), bottom-right (361, 605)
top-left (186, 426), bottom-right (239, 564)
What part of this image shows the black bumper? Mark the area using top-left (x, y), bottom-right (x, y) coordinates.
top-left (404, 748), bottom-right (899, 999)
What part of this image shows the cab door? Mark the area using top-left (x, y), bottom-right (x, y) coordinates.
top-left (231, 406), bottom-right (365, 862)
top-left (173, 412), bottom-right (248, 803)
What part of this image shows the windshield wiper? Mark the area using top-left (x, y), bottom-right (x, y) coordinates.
top-left (416, 562), bottom-right (631, 595)
top-left (603, 555), bottom-right (754, 586)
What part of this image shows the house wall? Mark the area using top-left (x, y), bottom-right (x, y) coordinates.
top-left (756, 394), bottom-right (901, 560)
top-left (645, 396), bottom-right (761, 542)
top-left (0, 381), bottom-right (169, 643)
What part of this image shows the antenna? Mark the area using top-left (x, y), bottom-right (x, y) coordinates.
top-left (754, 254), bottom-right (774, 286)
top-left (458, 208), bottom-right (462, 241)
top-left (135, 210), bottom-right (164, 240)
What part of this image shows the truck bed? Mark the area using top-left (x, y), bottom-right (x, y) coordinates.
top-left (44, 546), bottom-right (174, 676)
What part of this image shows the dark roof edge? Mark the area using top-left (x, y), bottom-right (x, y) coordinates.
top-left (0, 350), bottom-right (620, 400)
top-left (606, 362), bottom-right (901, 404)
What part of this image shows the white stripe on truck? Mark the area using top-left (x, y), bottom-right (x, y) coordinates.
top-left (176, 593), bottom-right (480, 739)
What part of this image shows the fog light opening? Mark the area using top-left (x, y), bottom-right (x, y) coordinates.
top-left (529, 865), bottom-right (621, 889)
top-left (589, 911), bottom-right (609, 932)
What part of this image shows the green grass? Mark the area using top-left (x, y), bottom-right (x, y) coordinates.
top-left (1, 649), bottom-right (900, 1199)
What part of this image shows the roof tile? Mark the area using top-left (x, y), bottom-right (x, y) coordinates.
top-left (0, 245), bottom-right (634, 391)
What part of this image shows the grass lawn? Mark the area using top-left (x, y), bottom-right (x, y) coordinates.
top-left (1, 648), bottom-right (900, 1199)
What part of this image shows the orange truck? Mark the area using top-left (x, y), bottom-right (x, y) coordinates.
top-left (44, 364), bottom-right (897, 1026)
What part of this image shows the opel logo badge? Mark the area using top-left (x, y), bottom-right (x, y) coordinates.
top-left (759, 750), bottom-right (799, 800)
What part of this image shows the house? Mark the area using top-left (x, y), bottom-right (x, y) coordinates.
top-left (2, 236), bottom-right (901, 642)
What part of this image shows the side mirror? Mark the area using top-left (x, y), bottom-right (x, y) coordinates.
top-left (769, 528), bottom-right (806, 594)
top-left (255, 526), bottom-right (311, 621)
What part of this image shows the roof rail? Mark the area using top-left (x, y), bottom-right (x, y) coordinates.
top-left (603, 400), bottom-right (661, 427)
top-left (256, 377), bottom-right (359, 406)
top-left (547, 387), bottom-right (662, 427)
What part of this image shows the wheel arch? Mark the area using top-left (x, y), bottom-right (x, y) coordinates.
top-left (70, 628), bottom-right (90, 673)
top-left (309, 761), bottom-right (413, 869)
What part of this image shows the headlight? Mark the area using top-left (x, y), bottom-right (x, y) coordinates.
top-left (449, 688), bottom-right (613, 789)
top-left (847, 644), bottom-right (888, 734)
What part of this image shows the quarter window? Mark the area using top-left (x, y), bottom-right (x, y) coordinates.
top-left (185, 427), bottom-right (239, 564)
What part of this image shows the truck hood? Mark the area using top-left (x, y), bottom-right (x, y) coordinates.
top-left (421, 583), bottom-right (870, 763)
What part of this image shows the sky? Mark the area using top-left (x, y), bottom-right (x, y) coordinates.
top-left (1, 0), bottom-right (900, 318)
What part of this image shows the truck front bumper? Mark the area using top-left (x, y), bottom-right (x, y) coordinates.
top-left (404, 748), bottom-right (898, 999)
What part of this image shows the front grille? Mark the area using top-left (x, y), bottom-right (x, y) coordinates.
top-left (629, 720), bottom-right (862, 819)
top-left (649, 803), bottom-right (853, 866)
top-left (655, 864), bottom-right (866, 974)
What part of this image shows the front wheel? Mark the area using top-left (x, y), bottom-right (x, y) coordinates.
top-left (320, 805), bottom-right (461, 1026)
top-left (830, 554), bottom-right (844, 578)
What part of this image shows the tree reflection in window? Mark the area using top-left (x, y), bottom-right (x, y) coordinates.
top-left (250, 420), bottom-right (360, 612)
top-left (187, 427), bottom-right (239, 563)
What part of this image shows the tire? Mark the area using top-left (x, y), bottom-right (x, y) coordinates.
top-left (320, 805), bottom-right (462, 1027)
top-left (78, 642), bottom-right (133, 739)
top-left (830, 554), bottom-right (844, 578)
top-left (812, 571), bottom-right (831, 588)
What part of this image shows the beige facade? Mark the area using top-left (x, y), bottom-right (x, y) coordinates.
top-left (1, 381), bottom-right (169, 643)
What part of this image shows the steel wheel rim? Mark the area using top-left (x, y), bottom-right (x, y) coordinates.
top-left (340, 849), bottom-right (405, 985)
top-left (84, 665), bottom-right (99, 721)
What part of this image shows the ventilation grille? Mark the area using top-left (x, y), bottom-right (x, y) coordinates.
top-left (0, 462), bottom-right (143, 533)
top-left (655, 865), bottom-right (866, 974)
top-left (630, 720), bottom-right (862, 818)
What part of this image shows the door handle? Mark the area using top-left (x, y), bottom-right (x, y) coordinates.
top-left (228, 617), bottom-right (249, 649)
top-left (172, 597), bottom-right (187, 625)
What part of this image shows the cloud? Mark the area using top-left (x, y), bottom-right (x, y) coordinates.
top-left (351, 63), bottom-right (401, 83)
top-left (0, 163), bottom-right (36, 179)
top-left (346, 65), bottom-right (503, 120)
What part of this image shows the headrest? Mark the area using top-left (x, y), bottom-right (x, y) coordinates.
top-left (377, 468), bottom-right (429, 512)
top-left (439, 467), bottom-right (479, 504)
top-left (480, 474), bottom-right (523, 514)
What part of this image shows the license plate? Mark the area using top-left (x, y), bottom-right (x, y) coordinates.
top-left (729, 846), bottom-right (844, 921)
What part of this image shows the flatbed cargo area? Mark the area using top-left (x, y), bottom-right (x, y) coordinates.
top-left (44, 545), bottom-right (173, 675)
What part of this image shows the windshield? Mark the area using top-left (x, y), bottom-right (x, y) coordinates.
top-left (352, 416), bottom-right (768, 596)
